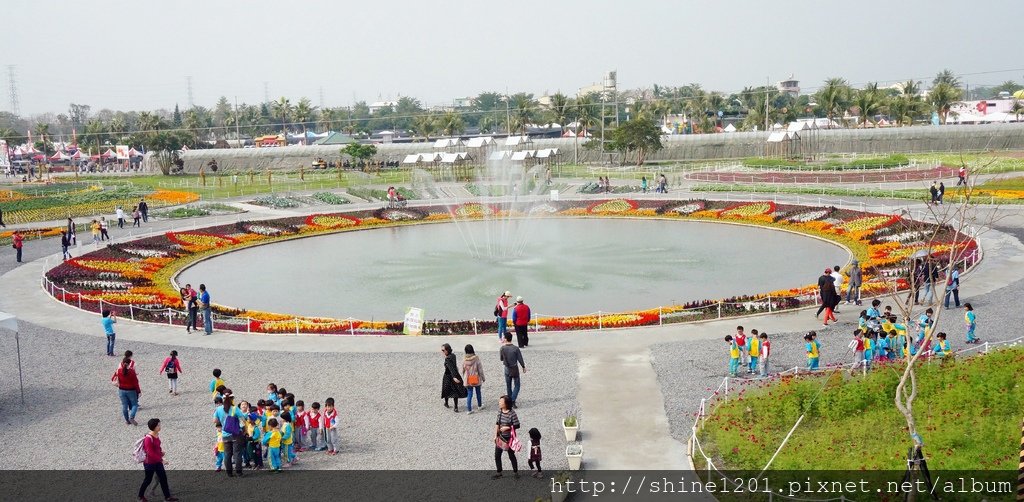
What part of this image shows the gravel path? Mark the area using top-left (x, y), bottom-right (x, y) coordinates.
top-left (0, 321), bottom-right (577, 471)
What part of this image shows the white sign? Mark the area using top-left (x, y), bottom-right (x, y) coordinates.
top-left (403, 307), bottom-right (424, 336)
top-left (0, 141), bottom-right (9, 169)
top-left (550, 190), bottom-right (559, 201)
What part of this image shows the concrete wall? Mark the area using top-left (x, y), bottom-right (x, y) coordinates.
top-left (177, 123), bottom-right (1024, 172)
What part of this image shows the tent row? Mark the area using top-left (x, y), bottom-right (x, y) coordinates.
top-left (403, 152), bottom-right (473, 164)
top-left (432, 136), bottom-right (532, 149)
top-left (487, 148), bottom-right (561, 161)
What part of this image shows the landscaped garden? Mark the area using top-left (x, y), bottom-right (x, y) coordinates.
top-left (42, 198), bottom-right (976, 335)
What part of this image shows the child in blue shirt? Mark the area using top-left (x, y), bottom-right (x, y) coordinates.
top-left (934, 332), bottom-right (952, 358)
top-left (724, 335), bottom-right (740, 377)
top-left (261, 418), bottom-right (282, 472)
top-left (963, 303), bottom-right (978, 344)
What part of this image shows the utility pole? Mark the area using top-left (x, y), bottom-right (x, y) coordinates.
top-left (186, 76), bottom-right (194, 108)
top-left (233, 96), bottom-right (241, 147)
top-left (765, 77), bottom-right (771, 132)
top-left (319, 86), bottom-right (325, 108)
top-left (263, 82), bottom-right (270, 103)
top-left (7, 65), bottom-right (20, 116)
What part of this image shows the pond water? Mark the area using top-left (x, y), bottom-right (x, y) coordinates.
top-left (178, 218), bottom-right (849, 320)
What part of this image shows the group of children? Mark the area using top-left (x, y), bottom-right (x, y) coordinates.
top-left (723, 326), bottom-right (771, 378)
top-left (209, 371), bottom-right (340, 473)
top-left (723, 300), bottom-right (979, 377)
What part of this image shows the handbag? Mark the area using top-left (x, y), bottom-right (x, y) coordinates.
top-left (508, 425), bottom-right (522, 453)
top-left (466, 374), bottom-right (480, 386)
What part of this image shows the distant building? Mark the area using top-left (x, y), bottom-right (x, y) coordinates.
top-left (777, 75), bottom-right (800, 97)
top-left (369, 101), bottom-right (397, 115)
top-left (453, 96), bottom-right (474, 108)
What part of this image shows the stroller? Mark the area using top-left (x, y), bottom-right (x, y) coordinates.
top-left (388, 192), bottom-right (408, 208)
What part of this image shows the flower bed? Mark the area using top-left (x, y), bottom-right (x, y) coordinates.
top-left (43, 198), bottom-right (979, 336)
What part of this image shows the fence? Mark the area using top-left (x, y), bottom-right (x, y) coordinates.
top-left (685, 336), bottom-right (1024, 497)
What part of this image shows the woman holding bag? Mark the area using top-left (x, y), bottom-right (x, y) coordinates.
top-left (492, 395), bottom-right (521, 479)
top-left (440, 344), bottom-right (466, 412)
top-left (462, 344), bottom-right (485, 414)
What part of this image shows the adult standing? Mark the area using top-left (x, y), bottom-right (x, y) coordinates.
top-left (510, 296), bottom-right (531, 348)
top-left (938, 182), bottom-right (945, 205)
top-left (102, 309), bottom-right (117, 356)
top-left (66, 217), bottom-right (77, 245)
top-left (929, 182), bottom-right (938, 205)
top-left (198, 284), bottom-right (212, 335)
top-left (817, 269), bottom-right (838, 326)
top-left (492, 395), bottom-right (521, 479)
top-left (116, 205), bottom-right (126, 229)
top-left (139, 197), bottom-right (149, 223)
top-left (499, 333), bottom-right (526, 407)
top-left (12, 230), bottom-right (23, 263)
top-left (943, 264), bottom-right (961, 309)
top-left (440, 343), bottom-right (465, 412)
top-left (462, 344), bottom-right (485, 414)
top-left (138, 418), bottom-right (177, 502)
top-left (132, 206), bottom-right (142, 228)
top-left (100, 217), bottom-right (110, 241)
top-left (184, 284), bottom-right (198, 333)
top-left (845, 259), bottom-right (862, 305)
top-left (112, 356), bottom-right (140, 425)
top-left (495, 291), bottom-right (511, 341)
top-left (213, 391), bottom-right (246, 477)
top-left (921, 259), bottom-right (938, 304)
top-left (60, 230), bottom-right (72, 261)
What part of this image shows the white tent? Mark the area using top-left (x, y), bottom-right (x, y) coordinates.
top-left (510, 150), bottom-right (534, 161)
top-left (786, 122), bottom-right (810, 132)
top-left (723, 123), bottom-right (737, 133)
top-left (0, 311), bottom-right (24, 404)
top-left (433, 138), bottom-right (462, 149)
top-left (488, 150), bottom-right (511, 161)
top-left (418, 153), bottom-right (441, 162)
top-left (505, 135), bottom-right (530, 146)
top-left (402, 154), bottom-right (421, 164)
top-left (766, 131), bottom-right (789, 143)
top-left (465, 136), bottom-right (495, 148)
top-left (439, 153), bottom-right (461, 164)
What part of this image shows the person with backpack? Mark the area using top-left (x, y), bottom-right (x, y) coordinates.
top-left (112, 356), bottom-right (141, 425)
top-left (494, 291), bottom-right (511, 341)
top-left (158, 351), bottom-right (182, 396)
top-left (136, 418), bottom-right (177, 502)
top-left (213, 390), bottom-right (246, 477)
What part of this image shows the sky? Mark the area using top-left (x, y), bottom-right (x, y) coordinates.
top-left (2, 0), bottom-right (1022, 116)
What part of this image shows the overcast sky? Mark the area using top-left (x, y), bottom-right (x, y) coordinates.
top-left (2, 0), bottom-right (1022, 115)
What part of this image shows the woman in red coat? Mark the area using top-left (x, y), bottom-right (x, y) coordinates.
top-left (112, 357), bottom-right (141, 425)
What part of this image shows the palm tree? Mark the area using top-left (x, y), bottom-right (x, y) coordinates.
top-left (293, 98), bottom-right (317, 143)
top-left (816, 78), bottom-right (852, 127)
top-left (318, 107), bottom-right (336, 133)
top-left (439, 111), bottom-right (464, 137)
top-left (272, 97), bottom-right (293, 135)
top-left (243, 106), bottom-right (265, 137)
top-left (137, 112), bottom-right (160, 133)
top-left (84, 119), bottom-right (107, 157)
top-left (932, 69), bottom-right (961, 88)
top-left (928, 82), bottom-right (963, 124)
top-left (575, 95), bottom-right (598, 136)
top-left (510, 94), bottom-right (537, 135)
top-left (547, 92), bottom-right (572, 129)
top-left (183, 110), bottom-right (202, 146)
top-left (853, 84), bottom-right (883, 128)
top-left (1011, 100), bottom-right (1024, 122)
top-left (411, 114), bottom-right (437, 142)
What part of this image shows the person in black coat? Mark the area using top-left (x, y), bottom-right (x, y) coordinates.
top-left (816, 269), bottom-right (839, 325)
top-left (440, 343), bottom-right (465, 412)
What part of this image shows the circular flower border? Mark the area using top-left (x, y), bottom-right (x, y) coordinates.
top-left (43, 199), bottom-right (979, 336)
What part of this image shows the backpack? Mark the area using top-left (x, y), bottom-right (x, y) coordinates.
top-left (224, 408), bottom-right (242, 436)
top-left (164, 358), bottom-right (176, 374)
top-left (493, 304), bottom-right (502, 317)
top-left (132, 436), bottom-right (148, 463)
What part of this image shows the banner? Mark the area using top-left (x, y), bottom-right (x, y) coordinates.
top-left (403, 307), bottom-right (424, 336)
top-left (0, 140), bottom-right (9, 169)
top-left (115, 145), bottom-right (130, 160)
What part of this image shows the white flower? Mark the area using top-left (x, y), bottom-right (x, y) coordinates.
top-left (120, 248), bottom-right (170, 258)
top-left (878, 230), bottom-right (929, 243)
top-left (673, 203), bottom-right (704, 215)
top-left (528, 204), bottom-right (560, 215)
top-left (69, 279), bottom-right (133, 290)
top-left (381, 210), bottom-right (420, 221)
top-left (245, 225), bottom-right (283, 236)
top-left (786, 209), bottom-right (829, 222)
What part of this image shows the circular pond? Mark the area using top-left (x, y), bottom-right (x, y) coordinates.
top-left (178, 218), bottom-right (849, 320)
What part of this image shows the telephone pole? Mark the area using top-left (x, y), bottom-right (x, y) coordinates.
top-left (186, 76), bottom-right (194, 108)
top-left (263, 82), bottom-right (270, 103)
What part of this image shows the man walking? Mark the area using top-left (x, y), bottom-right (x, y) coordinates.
top-left (499, 333), bottom-right (526, 407)
top-left (199, 284), bottom-right (213, 335)
top-left (510, 296), bottom-right (531, 348)
top-left (495, 291), bottom-right (511, 341)
top-left (956, 166), bottom-right (966, 186)
top-left (139, 198), bottom-right (149, 223)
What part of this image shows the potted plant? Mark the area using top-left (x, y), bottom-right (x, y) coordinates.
top-left (563, 414), bottom-right (579, 441)
top-left (551, 471), bottom-right (572, 502)
top-left (565, 443), bottom-right (583, 470)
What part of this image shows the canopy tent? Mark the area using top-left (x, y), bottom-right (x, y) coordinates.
top-left (465, 136), bottom-right (494, 148)
top-left (70, 150), bottom-right (87, 160)
top-left (128, 148), bottom-right (143, 157)
top-left (0, 311), bottom-right (25, 404)
top-left (49, 151), bottom-right (71, 161)
top-left (723, 123), bottom-right (737, 133)
top-left (102, 148), bottom-right (117, 158)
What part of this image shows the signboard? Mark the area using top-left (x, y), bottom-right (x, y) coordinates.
top-left (550, 190), bottom-right (559, 201)
top-left (0, 140), bottom-right (9, 170)
top-left (115, 145), bottom-right (130, 160)
top-left (403, 307), bottom-right (424, 336)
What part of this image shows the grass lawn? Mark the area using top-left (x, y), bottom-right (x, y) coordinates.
top-left (692, 183), bottom-right (1024, 204)
top-left (913, 153), bottom-right (1024, 174)
top-left (696, 348), bottom-right (1024, 472)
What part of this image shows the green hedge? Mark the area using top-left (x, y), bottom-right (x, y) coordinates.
top-left (741, 154), bottom-right (910, 171)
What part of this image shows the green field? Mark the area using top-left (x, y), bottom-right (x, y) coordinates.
top-left (696, 348), bottom-right (1024, 472)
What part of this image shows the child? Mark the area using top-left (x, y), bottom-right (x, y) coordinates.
top-left (261, 418), bottom-right (282, 472)
top-left (280, 411), bottom-right (296, 466)
top-left (209, 369), bottom-right (224, 401)
top-left (734, 326), bottom-right (748, 369)
top-left (724, 335), bottom-right (740, 377)
top-left (876, 331), bottom-right (889, 361)
top-left (214, 422), bottom-right (225, 472)
top-left (849, 330), bottom-right (865, 374)
top-left (322, 397), bottom-right (339, 455)
top-left (916, 308), bottom-right (934, 344)
top-left (866, 299), bottom-right (882, 320)
top-left (863, 332), bottom-right (874, 369)
top-left (266, 383), bottom-right (279, 404)
top-left (306, 402), bottom-right (323, 452)
top-left (758, 333), bottom-right (770, 378)
top-left (747, 329), bottom-right (760, 374)
top-left (963, 303), bottom-right (978, 344)
top-left (934, 332), bottom-right (951, 358)
top-left (528, 427), bottom-right (543, 478)
top-left (886, 330), bottom-right (899, 360)
top-left (805, 333), bottom-right (819, 370)
top-left (159, 351), bottom-right (182, 395)
top-left (293, 401), bottom-right (307, 452)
